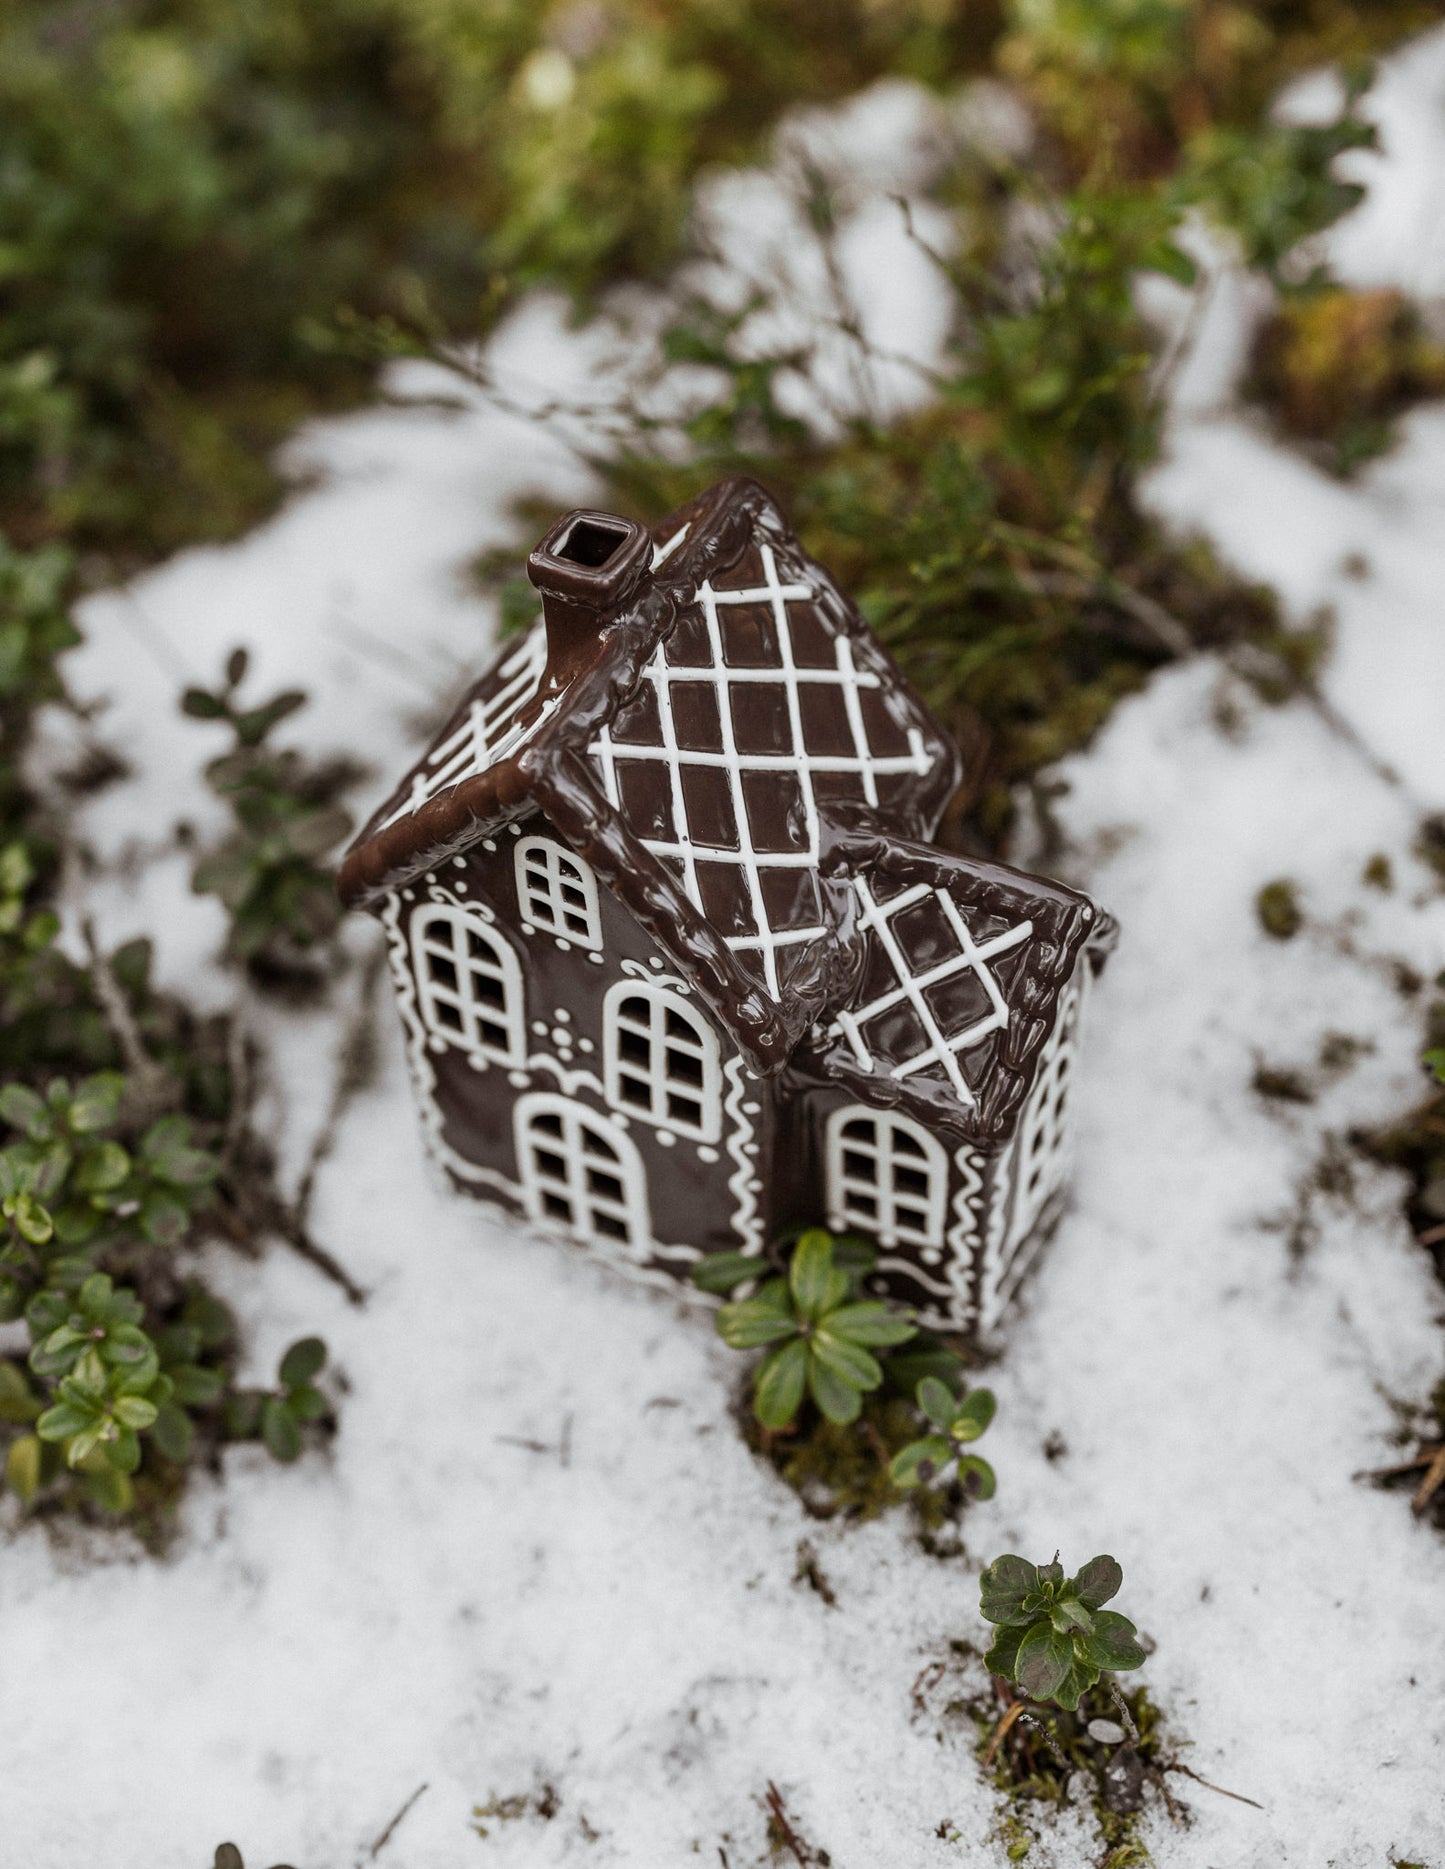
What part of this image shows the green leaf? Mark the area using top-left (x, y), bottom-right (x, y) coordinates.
top-left (827, 1234), bottom-right (877, 1279)
top-left (168, 1363), bottom-right (224, 1407)
top-left (1016, 1621), bottom-right (1073, 1703)
top-left (0, 1084), bottom-right (47, 1137)
top-left (74, 1141), bottom-right (130, 1192)
top-left (808, 1356), bottom-right (863, 1425)
top-left (1425, 1048), bottom-right (1445, 1085)
top-left (111, 1395), bottom-right (157, 1430)
top-left (717, 1290), bottom-right (796, 1350)
top-left (1051, 1655), bottom-right (1099, 1712)
top-left (916, 1375), bottom-right (957, 1430)
top-left (955, 1454), bottom-right (996, 1500)
top-left (950, 1387), bottom-right (996, 1443)
top-left (286, 1384), bottom-right (327, 1423)
top-left (278, 1336), bottom-right (326, 1388)
top-left (106, 1427), bottom-right (143, 1473)
top-left (1073, 1554), bottom-right (1123, 1610)
top-left (261, 1396), bottom-right (303, 1463)
top-left (8, 1191), bottom-right (52, 1244)
top-left (690, 1252), bottom-right (767, 1295)
top-left (0, 1361), bottom-right (39, 1422)
top-left (753, 1338), bottom-right (808, 1430)
top-left (809, 1330), bottom-right (883, 1392)
top-left (1082, 1610), bottom-right (1147, 1674)
top-left (36, 1401), bottom-right (92, 1443)
top-left (141, 1189), bottom-right (191, 1247)
top-left (68, 1074), bottom-right (124, 1133)
top-left (150, 1402), bottom-right (194, 1464)
top-left (980, 1555), bottom-right (1039, 1625)
top-left (823, 1301), bottom-right (915, 1347)
top-left (983, 1620), bottom-right (1027, 1682)
top-left (788, 1230), bottom-right (840, 1320)
top-left (5, 1432), bottom-right (41, 1502)
top-left (85, 1464), bottom-right (133, 1513)
top-left (182, 687), bottom-right (228, 720)
top-left (889, 1435), bottom-right (952, 1488)
top-left (1049, 1595), bottom-right (1094, 1634)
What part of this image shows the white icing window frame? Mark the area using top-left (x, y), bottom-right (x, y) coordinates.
top-left (1002, 974), bottom-right (1083, 1259)
top-left (410, 904), bottom-right (525, 1066)
top-left (824, 1104), bottom-right (948, 1249)
top-left (515, 1092), bottom-right (650, 1250)
top-left (514, 836), bottom-right (603, 951)
top-left (603, 982), bottom-right (722, 1143)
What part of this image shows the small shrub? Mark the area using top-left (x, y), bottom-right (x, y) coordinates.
top-left (182, 650), bottom-right (360, 985)
top-left (890, 1375), bottom-right (997, 1498)
top-left (706, 1229), bottom-right (917, 1429)
top-left (980, 1552), bottom-right (1146, 1710)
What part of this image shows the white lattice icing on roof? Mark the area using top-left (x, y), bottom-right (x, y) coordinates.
top-left (830, 874), bottom-right (1033, 1108)
top-left (380, 627), bottom-right (551, 831)
top-left (586, 541), bottom-right (930, 1001)
top-left (378, 525), bottom-right (696, 834)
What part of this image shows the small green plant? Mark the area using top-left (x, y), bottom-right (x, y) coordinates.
top-left (224, 1337), bottom-right (331, 1464)
top-left (980, 1553), bottom-right (1146, 1711)
top-left (182, 650), bottom-right (359, 983)
top-left (698, 1230), bottom-right (917, 1428)
top-left (890, 1376), bottom-right (997, 1497)
top-left (0, 1070), bottom-right (332, 1518)
top-left (1425, 1048), bottom-right (1445, 1087)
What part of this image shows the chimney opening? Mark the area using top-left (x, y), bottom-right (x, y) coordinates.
top-left (557, 517), bottom-right (631, 569)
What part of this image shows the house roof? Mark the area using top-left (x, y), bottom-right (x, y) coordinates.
top-left (796, 811), bottom-right (1116, 1147)
top-left (339, 477), bottom-right (962, 1072)
top-left (338, 475), bottom-right (1114, 1130)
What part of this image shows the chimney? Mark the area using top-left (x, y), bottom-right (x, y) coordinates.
top-left (526, 508), bottom-right (652, 698)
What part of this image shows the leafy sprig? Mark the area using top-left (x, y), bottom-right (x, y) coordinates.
top-left (890, 1376), bottom-right (997, 1497)
top-left (980, 1553), bottom-right (1147, 1711)
top-left (700, 1230), bottom-right (917, 1429)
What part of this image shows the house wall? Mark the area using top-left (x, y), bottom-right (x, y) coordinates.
top-left (374, 809), bottom-right (771, 1294)
top-left (770, 961), bottom-right (1092, 1336)
top-left (772, 1080), bottom-right (991, 1334)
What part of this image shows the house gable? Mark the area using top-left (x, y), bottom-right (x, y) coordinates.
top-left (790, 812), bottom-right (1114, 1149)
top-left (339, 478), bottom-right (961, 1075)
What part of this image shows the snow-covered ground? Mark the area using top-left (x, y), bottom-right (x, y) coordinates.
top-left (5, 29), bottom-right (1445, 1869)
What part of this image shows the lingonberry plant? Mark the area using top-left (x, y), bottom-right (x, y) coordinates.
top-left (890, 1376), bottom-right (997, 1498)
top-left (0, 1071), bottom-right (333, 1516)
top-left (699, 1229), bottom-right (917, 1429)
top-left (182, 650), bottom-right (359, 984)
top-left (980, 1553), bottom-right (1147, 1711)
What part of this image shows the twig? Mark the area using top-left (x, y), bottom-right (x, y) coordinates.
top-left (1018, 1708), bottom-right (1069, 1771)
top-left (1165, 1761), bottom-right (1263, 1811)
top-left (982, 1701), bottom-right (1026, 1769)
top-left (1413, 1444), bottom-right (1445, 1516)
top-left (764, 1782), bottom-right (814, 1868)
top-left (269, 1203), bottom-right (369, 1308)
top-left (1354, 1445), bottom-right (1442, 1482)
top-left (81, 917), bottom-right (176, 1124)
top-left (1417, 1221), bottom-right (1445, 1248)
top-left (1108, 1677), bottom-right (1140, 1742)
top-left (364, 1783), bottom-right (428, 1862)
top-left (910, 1658), bottom-right (946, 1712)
top-left (294, 943), bottom-right (385, 1230)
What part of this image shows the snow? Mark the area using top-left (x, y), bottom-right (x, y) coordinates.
top-left (7, 26), bottom-right (1445, 1869)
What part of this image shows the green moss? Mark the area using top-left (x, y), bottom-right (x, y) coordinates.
top-left (1256, 879), bottom-right (1302, 940)
top-left (745, 1391), bottom-right (959, 1528)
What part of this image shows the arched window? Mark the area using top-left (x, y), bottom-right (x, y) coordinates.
top-left (515, 1095), bottom-right (649, 1250)
top-left (410, 905), bottom-right (524, 1064)
top-left (825, 1105), bottom-right (947, 1249)
top-left (515, 836), bottom-right (603, 950)
top-left (603, 983), bottom-right (721, 1142)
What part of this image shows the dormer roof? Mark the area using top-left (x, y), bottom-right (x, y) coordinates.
top-left (339, 476), bottom-right (1113, 1131)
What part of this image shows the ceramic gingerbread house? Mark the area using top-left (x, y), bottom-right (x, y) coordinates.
top-left (338, 478), bottom-right (1115, 1332)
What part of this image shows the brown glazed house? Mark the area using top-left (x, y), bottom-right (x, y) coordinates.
top-left (338, 477), bottom-right (1115, 1334)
